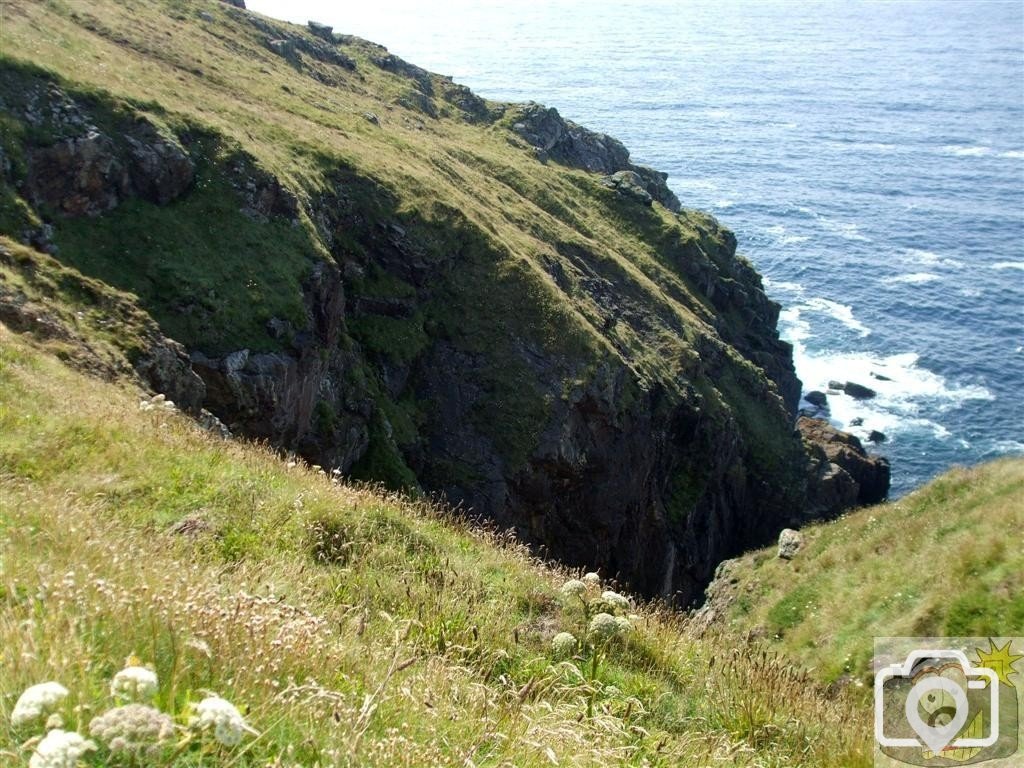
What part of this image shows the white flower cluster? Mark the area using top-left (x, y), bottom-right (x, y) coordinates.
top-left (28, 729), bottom-right (96, 768)
top-left (588, 612), bottom-right (622, 641)
top-left (89, 703), bottom-right (174, 760)
top-left (11, 682), bottom-right (69, 728)
top-left (559, 579), bottom-right (587, 598)
top-left (600, 590), bottom-right (631, 614)
top-left (551, 632), bottom-right (578, 658)
top-left (110, 665), bottom-right (158, 701)
top-left (191, 696), bottom-right (257, 747)
top-left (139, 393), bottom-right (176, 412)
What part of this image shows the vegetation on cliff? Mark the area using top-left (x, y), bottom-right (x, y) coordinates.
top-left (696, 457), bottom-right (1024, 685)
top-left (0, 0), bottom-right (858, 602)
top-left (0, 328), bottom-right (869, 767)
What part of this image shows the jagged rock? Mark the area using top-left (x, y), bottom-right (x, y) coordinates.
top-left (870, 371), bottom-right (892, 381)
top-left (849, 416), bottom-right (864, 426)
top-left (601, 170), bottom-right (653, 206)
top-left (124, 126), bottom-right (194, 205)
top-left (868, 430), bottom-right (887, 443)
top-left (220, 0), bottom-right (245, 8)
top-left (799, 416), bottom-right (890, 507)
top-left (197, 408), bottom-right (232, 438)
top-left (307, 21), bottom-right (333, 41)
top-left (508, 103), bottom-right (681, 212)
top-left (843, 381), bottom-right (877, 399)
top-left (777, 528), bottom-right (803, 559)
top-left (363, 112), bottom-right (380, 126)
top-left (26, 131), bottom-right (128, 217)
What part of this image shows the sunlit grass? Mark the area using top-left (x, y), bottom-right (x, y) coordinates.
top-left (0, 328), bottom-right (870, 766)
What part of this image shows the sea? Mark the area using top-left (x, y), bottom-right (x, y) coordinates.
top-left (249, 0), bottom-right (1024, 497)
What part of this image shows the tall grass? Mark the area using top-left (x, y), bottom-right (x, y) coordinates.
top-left (0, 328), bottom-right (870, 766)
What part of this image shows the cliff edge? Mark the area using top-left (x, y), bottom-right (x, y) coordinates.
top-left (0, 0), bottom-right (887, 603)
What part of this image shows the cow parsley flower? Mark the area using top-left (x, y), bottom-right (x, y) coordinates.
top-left (11, 682), bottom-right (69, 728)
top-left (191, 696), bottom-right (256, 747)
top-left (614, 616), bottom-right (633, 634)
top-left (559, 579), bottom-right (587, 598)
top-left (601, 590), bottom-right (630, 613)
top-left (29, 729), bottom-right (96, 768)
top-left (89, 704), bottom-right (174, 760)
top-left (588, 612), bottom-right (620, 642)
top-left (582, 572), bottom-right (601, 587)
top-left (110, 666), bottom-right (158, 701)
top-left (551, 632), bottom-right (578, 658)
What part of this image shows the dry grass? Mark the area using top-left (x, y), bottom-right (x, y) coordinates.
top-left (0, 327), bottom-right (870, 766)
top-left (708, 457), bottom-right (1024, 689)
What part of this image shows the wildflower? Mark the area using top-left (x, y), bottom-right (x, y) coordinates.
top-left (89, 704), bottom-right (174, 760)
top-left (588, 613), bottom-right (620, 642)
top-left (191, 696), bottom-right (256, 747)
top-left (29, 729), bottom-right (96, 768)
top-left (614, 616), bottom-right (632, 634)
top-left (11, 682), bottom-right (69, 727)
top-left (600, 590), bottom-right (630, 613)
top-left (582, 572), bottom-right (601, 587)
top-left (559, 579), bottom-right (587, 598)
top-left (45, 713), bottom-right (64, 731)
top-left (551, 632), bottom-right (578, 658)
top-left (110, 666), bottom-right (158, 701)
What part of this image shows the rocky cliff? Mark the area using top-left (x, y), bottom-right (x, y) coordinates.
top-left (0, 0), bottom-right (887, 605)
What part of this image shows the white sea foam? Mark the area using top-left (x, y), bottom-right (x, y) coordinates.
top-left (763, 277), bottom-right (806, 296)
top-left (787, 341), bottom-right (993, 444)
top-left (765, 224), bottom-right (810, 246)
top-left (888, 272), bottom-right (941, 284)
top-left (991, 261), bottom-right (1024, 271)
top-left (802, 297), bottom-right (871, 337)
top-left (830, 141), bottom-right (896, 153)
top-left (900, 248), bottom-right (965, 269)
top-left (817, 216), bottom-right (870, 242)
top-left (942, 144), bottom-right (993, 157)
top-left (1000, 150), bottom-right (1024, 159)
top-left (984, 440), bottom-right (1024, 456)
top-left (713, 199), bottom-right (735, 209)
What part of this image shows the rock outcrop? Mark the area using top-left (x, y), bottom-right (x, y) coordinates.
top-left (0, 15), bottom-right (885, 609)
top-left (799, 416), bottom-right (891, 511)
top-left (509, 103), bottom-right (682, 212)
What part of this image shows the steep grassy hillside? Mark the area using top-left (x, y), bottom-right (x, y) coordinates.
top-left (697, 458), bottom-right (1024, 686)
top-left (0, 324), bottom-right (869, 767)
top-left (0, 0), bottom-right (847, 603)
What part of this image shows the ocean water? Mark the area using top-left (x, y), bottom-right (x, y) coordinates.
top-left (251, 0), bottom-right (1024, 496)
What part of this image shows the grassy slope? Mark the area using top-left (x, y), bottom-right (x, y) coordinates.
top-left (0, 0), bottom-right (743, 380)
top-left (709, 459), bottom-right (1024, 686)
top-left (0, 323), bottom-right (868, 767)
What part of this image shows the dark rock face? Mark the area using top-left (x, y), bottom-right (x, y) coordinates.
top-left (23, 93), bottom-right (193, 218)
top-left (601, 170), bottom-right (654, 206)
top-left (1, 62), bottom-right (878, 610)
top-left (509, 103), bottom-right (682, 212)
top-left (798, 416), bottom-right (890, 508)
top-left (26, 131), bottom-right (128, 217)
top-left (220, 0), bottom-right (245, 8)
top-left (189, 260), bottom-right (372, 473)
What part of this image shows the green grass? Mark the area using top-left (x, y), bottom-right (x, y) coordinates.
top-left (0, 0), bottom-right (805, 481)
top-left (708, 458), bottom-right (1024, 687)
top-left (0, 330), bottom-right (870, 767)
